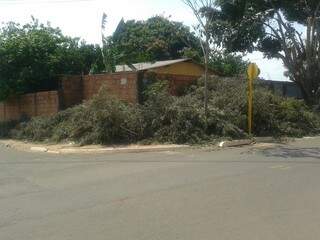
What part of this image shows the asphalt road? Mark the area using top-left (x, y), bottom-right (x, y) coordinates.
top-left (1, 138), bottom-right (320, 240)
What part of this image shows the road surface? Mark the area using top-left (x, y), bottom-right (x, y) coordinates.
top-left (1, 138), bottom-right (320, 240)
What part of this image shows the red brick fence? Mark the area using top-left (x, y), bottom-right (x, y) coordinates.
top-left (60, 72), bottom-right (138, 109)
top-left (0, 71), bottom-right (198, 122)
top-left (0, 72), bottom-right (138, 122)
top-left (0, 91), bottom-right (59, 122)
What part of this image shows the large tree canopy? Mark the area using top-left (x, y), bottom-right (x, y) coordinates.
top-left (0, 18), bottom-right (103, 101)
top-left (106, 15), bottom-right (246, 76)
top-left (109, 16), bottom-right (202, 63)
top-left (209, 0), bottom-right (320, 105)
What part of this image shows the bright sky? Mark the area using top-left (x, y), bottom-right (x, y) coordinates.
top-left (0, 0), bottom-right (289, 81)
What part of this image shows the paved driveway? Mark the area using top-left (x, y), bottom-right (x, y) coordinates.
top-left (1, 138), bottom-right (320, 240)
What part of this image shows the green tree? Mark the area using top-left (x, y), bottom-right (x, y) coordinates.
top-left (0, 18), bottom-right (103, 101)
top-left (182, 0), bottom-right (224, 120)
top-left (211, 0), bottom-right (320, 105)
top-left (209, 54), bottom-right (248, 77)
top-left (111, 16), bottom-right (202, 63)
top-left (100, 14), bottom-right (137, 73)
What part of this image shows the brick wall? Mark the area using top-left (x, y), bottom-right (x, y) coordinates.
top-left (3, 98), bottom-right (21, 121)
top-left (0, 91), bottom-right (59, 122)
top-left (60, 75), bottom-right (83, 109)
top-left (60, 72), bottom-right (197, 106)
top-left (0, 72), bottom-right (197, 122)
top-left (20, 93), bottom-right (36, 117)
top-left (35, 91), bottom-right (60, 116)
top-left (0, 103), bottom-right (4, 121)
top-left (82, 73), bottom-right (138, 103)
top-left (60, 72), bottom-right (139, 106)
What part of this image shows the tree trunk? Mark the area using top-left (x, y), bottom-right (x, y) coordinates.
top-left (294, 77), bottom-right (319, 106)
top-left (271, 13), bottom-right (320, 107)
top-left (204, 35), bottom-right (209, 122)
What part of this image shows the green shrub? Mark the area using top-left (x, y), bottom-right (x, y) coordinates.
top-left (0, 121), bottom-right (18, 138)
top-left (12, 87), bottom-right (145, 145)
top-left (274, 98), bottom-right (320, 137)
top-left (61, 91), bottom-right (145, 145)
top-left (151, 94), bottom-right (208, 143)
top-left (196, 76), bottom-right (320, 137)
top-left (12, 117), bottom-right (54, 141)
top-left (141, 81), bottom-right (245, 143)
top-left (9, 77), bottom-right (320, 145)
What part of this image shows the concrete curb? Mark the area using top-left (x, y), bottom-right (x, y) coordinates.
top-left (218, 139), bottom-right (255, 148)
top-left (58, 145), bottom-right (190, 154)
top-left (0, 140), bottom-right (189, 154)
top-left (2, 136), bottom-right (319, 154)
top-left (217, 135), bottom-right (320, 148)
top-left (253, 137), bottom-right (292, 144)
top-left (30, 147), bottom-right (48, 153)
top-left (0, 142), bottom-right (11, 148)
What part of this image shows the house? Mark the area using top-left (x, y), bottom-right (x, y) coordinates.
top-left (115, 58), bottom-right (205, 77)
top-left (115, 58), bottom-right (207, 97)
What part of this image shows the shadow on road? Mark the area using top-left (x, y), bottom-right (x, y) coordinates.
top-left (261, 147), bottom-right (320, 160)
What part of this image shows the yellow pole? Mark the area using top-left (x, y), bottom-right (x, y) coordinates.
top-left (248, 78), bottom-right (253, 135)
top-left (246, 63), bottom-right (259, 135)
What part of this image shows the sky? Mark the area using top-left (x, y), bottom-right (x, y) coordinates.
top-left (0, 0), bottom-right (289, 81)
